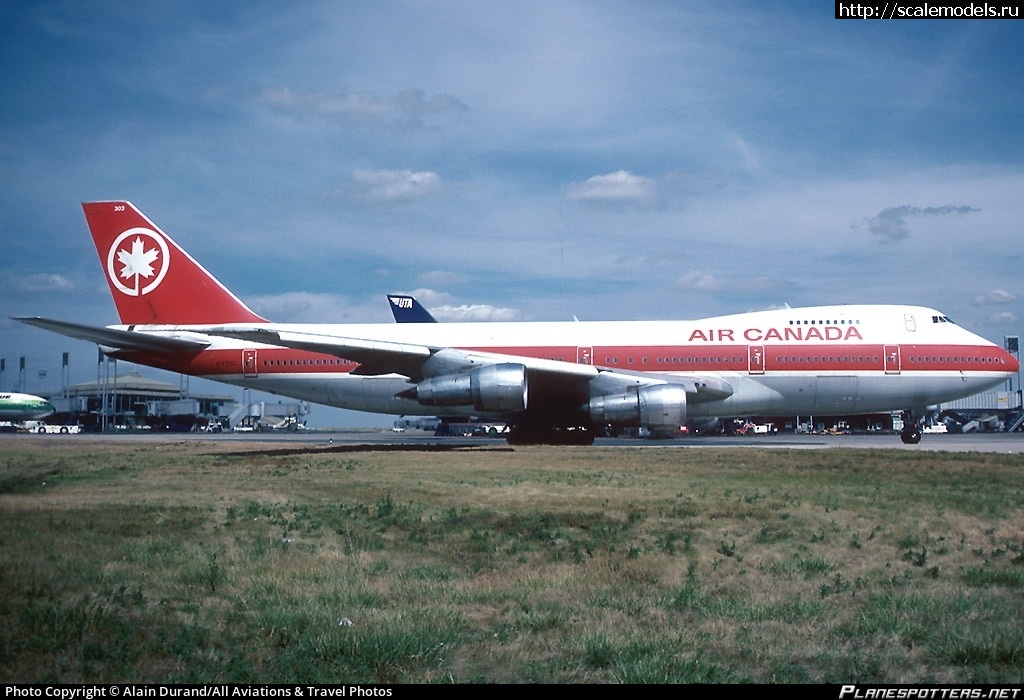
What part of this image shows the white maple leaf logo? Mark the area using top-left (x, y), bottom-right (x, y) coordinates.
top-left (106, 228), bottom-right (171, 297)
top-left (117, 237), bottom-right (160, 286)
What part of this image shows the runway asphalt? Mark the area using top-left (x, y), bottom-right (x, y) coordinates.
top-left (5, 429), bottom-right (1023, 453)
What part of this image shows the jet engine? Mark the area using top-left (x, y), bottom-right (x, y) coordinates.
top-left (415, 363), bottom-right (528, 412)
top-left (587, 384), bottom-right (687, 431)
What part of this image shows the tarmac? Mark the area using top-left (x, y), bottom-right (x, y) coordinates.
top-left (5, 429), bottom-right (1023, 453)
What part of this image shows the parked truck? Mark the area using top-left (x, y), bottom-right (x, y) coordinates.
top-left (20, 421), bottom-right (81, 434)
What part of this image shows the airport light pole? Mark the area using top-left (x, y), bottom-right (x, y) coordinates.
top-left (1006, 336), bottom-right (1020, 410)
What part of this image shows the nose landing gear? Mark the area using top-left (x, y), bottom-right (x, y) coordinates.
top-left (899, 411), bottom-right (922, 444)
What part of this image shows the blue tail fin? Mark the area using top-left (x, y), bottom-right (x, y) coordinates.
top-left (387, 295), bottom-right (438, 323)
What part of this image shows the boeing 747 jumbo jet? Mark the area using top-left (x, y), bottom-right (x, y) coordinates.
top-left (16, 201), bottom-right (1019, 445)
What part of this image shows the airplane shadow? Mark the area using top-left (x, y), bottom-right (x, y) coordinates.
top-left (220, 442), bottom-right (514, 457)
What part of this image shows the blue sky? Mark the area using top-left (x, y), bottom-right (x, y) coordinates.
top-left (2, 1), bottom-right (1021, 425)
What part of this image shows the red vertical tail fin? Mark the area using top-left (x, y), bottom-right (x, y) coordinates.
top-left (82, 201), bottom-right (267, 325)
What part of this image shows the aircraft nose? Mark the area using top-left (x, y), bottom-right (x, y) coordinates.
top-left (1005, 349), bottom-right (1021, 373)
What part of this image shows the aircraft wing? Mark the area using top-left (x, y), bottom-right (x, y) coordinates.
top-left (205, 327), bottom-right (733, 402)
top-left (15, 317), bottom-right (211, 352)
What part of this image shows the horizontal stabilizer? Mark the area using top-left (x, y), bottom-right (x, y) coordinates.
top-left (14, 317), bottom-right (211, 352)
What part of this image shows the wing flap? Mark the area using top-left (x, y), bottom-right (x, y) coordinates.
top-left (585, 367), bottom-right (733, 403)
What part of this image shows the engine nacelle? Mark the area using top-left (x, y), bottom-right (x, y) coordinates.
top-left (415, 363), bottom-right (528, 412)
top-left (588, 384), bottom-right (687, 431)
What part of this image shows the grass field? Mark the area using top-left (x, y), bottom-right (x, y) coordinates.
top-left (1, 437), bottom-right (1022, 683)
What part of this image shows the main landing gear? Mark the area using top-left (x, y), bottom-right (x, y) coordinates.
top-left (506, 424), bottom-right (596, 446)
top-left (899, 410), bottom-right (922, 445)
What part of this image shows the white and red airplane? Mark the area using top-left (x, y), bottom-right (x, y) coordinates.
top-left (17, 201), bottom-right (1019, 444)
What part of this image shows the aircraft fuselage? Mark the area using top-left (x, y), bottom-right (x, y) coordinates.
top-left (106, 304), bottom-right (1016, 419)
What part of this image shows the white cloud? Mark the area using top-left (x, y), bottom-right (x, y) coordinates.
top-left (674, 271), bottom-right (721, 292)
top-left (0, 272), bottom-right (75, 296)
top-left (350, 169), bottom-right (443, 202)
top-left (674, 270), bottom-right (795, 295)
top-left (431, 304), bottom-right (522, 322)
top-left (565, 171), bottom-right (659, 207)
top-left (247, 292), bottom-right (388, 324)
top-left (974, 289), bottom-right (1017, 305)
top-left (256, 86), bottom-right (467, 127)
top-left (22, 273), bottom-right (74, 293)
top-left (389, 287), bottom-right (454, 307)
top-left (987, 311), bottom-right (1019, 326)
top-left (727, 134), bottom-right (763, 175)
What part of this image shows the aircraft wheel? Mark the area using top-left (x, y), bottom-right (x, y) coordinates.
top-left (900, 427), bottom-right (922, 445)
top-left (565, 427), bottom-right (595, 445)
top-left (506, 425), bottom-right (595, 446)
top-left (505, 427), bottom-right (536, 445)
